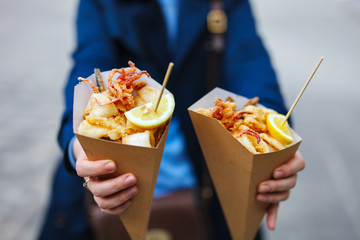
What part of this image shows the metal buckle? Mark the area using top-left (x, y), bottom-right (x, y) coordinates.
top-left (146, 228), bottom-right (172, 240)
top-left (207, 9), bottom-right (227, 34)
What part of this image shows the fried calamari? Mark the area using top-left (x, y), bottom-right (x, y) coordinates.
top-left (195, 97), bottom-right (287, 154)
top-left (77, 62), bottom-right (166, 147)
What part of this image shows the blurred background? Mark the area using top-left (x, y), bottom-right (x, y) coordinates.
top-left (0, 0), bottom-right (359, 239)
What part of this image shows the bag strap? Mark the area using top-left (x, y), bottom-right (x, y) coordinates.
top-left (198, 1), bottom-right (227, 239)
top-left (206, 0), bottom-right (227, 91)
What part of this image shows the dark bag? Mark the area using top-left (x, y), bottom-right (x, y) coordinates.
top-left (86, 189), bottom-right (206, 240)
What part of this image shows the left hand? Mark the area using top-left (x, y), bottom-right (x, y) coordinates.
top-left (256, 151), bottom-right (305, 230)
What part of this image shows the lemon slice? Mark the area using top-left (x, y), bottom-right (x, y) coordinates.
top-left (125, 93), bottom-right (175, 128)
top-left (266, 113), bottom-right (294, 144)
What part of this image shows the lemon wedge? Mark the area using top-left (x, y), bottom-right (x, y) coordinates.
top-left (266, 113), bottom-right (294, 144)
top-left (125, 93), bottom-right (175, 128)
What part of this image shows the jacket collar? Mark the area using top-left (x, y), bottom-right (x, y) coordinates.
top-left (135, 0), bottom-right (211, 70)
top-left (134, 1), bottom-right (170, 69)
top-left (174, 0), bottom-right (210, 68)
top-left (107, 0), bottom-right (211, 70)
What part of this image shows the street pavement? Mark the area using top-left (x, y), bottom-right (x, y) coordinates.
top-left (0, 0), bottom-right (359, 239)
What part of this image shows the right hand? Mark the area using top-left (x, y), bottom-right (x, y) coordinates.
top-left (73, 138), bottom-right (138, 215)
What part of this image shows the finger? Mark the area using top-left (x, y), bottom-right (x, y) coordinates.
top-left (100, 200), bottom-right (132, 215)
top-left (273, 151), bottom-right (305, 179)
top-left (94, 185), bottom-right (138, 210)
top-left (76, 156), bottom-right (117, 177)
top-left (258, 174), bottom-right (297, 193)
top-left (257, 190), bottom-right (290, 203)
top-left (88, 173), bottom-right (137, 197)
top-left (266, 203), bottom-right (279, 231)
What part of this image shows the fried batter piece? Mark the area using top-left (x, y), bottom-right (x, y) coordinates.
top-left (242, 105), bottom-right (267, 133)
top-left (122, 130), bottom-right (155, 147)
top-left (259, 133), bottom-right (286, 151)
top-left (195, 98), bottom-right (237, 130)
top-left (234, 125), bottom-right (270, 154)
top-left (237, 134), bottom-right (270, 154)
top-left (83, 93), bottom-right (119, 118)
top-left (79, 93), bottom-right (127, 141)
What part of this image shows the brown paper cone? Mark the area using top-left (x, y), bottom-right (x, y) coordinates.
top-left (188, 88), bottom-right (302, 240)
top-left (73, 69), bottom-right (171, 240)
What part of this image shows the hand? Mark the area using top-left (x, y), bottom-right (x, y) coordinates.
top-left (73, 138), bottom-right (138, 215)
top-left (256, 151), bottom-right (305, 230)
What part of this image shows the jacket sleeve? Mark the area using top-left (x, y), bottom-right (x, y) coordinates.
top-left (219, 0), bottom-right (288, 115)
top-left (57, 0), bottom-right (120, 170)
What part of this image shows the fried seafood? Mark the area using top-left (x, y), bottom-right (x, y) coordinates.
top-left (195, 97), bottom-right (289, 154)
top-left (106, 61), bottom-right (149, 110)
top-left (79, 61), bottom-right (149, 110)
top-left (77, 62), bottom-right (167, 147)
top-left (122, 130), bottom-right (156, 147)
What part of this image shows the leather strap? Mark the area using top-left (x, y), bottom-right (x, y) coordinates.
top-left (206, 0), bottom-right (227, 91)
top-left (199, 2), bottom-right (227, 240)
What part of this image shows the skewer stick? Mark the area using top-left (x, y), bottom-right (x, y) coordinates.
top-left (94, 68), bottom-right (105, 92)
top-left (154, 62), bottom-right (174, 112)
top-left (282, 57), bottom-right (324, 125)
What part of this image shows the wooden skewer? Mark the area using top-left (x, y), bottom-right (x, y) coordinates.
top-left (94, 68), bottom-right (105, 92)
top-left (154, 62), bottom-right (174, 112)
top-left (282, 57), bottom-right (324, 125)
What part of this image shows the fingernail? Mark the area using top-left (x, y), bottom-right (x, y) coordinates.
top-left (121, 200), bottom-right (132, 210)
top-left (274, 170), bottom-right (284, 178)
top-left (257, 195), bottom-right (267, 201)
top-left (259, 184), bottom-right (270, 193)
top-left (105, 161), bottom-right (116, 172)
top-left (127, 186), bottom-right (138, 198)
top-left (124, 174), bottom-right (136, 187)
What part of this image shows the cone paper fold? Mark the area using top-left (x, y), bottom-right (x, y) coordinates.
top-left (73, 69), bottom-right (170, 240)
top-left (188, 88), bottom-right (302, 240)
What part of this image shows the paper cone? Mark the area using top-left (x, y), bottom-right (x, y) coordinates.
top-left (188, 88), bottom-right (302, 240)
top-left (73, 69), bottom-right (171, 240)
